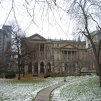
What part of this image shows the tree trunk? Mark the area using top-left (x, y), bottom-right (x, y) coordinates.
top-left (100, 72), bottom-right (101, 87)
top-left (91, 41), bottom-right (101, 87)
top-left (90, 40), bottom-right (101, 87)
top-left (18, 54), bottom-right (21, 80)
top-left (98, 64), bottom-right (101, 87)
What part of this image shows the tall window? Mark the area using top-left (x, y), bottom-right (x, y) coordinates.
top-left (34, 62), bottom-right (38, 74)
top-left (40, 62), bottom-right (44, 73)
top-left (40, 44), bottom-right (44, 56)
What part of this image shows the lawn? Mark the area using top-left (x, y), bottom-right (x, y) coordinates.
top-left (51, 75), bottom-right (101, 101)
top-left (0, 77), bottom-right (72, 101)
top-left (0, 78), bottom-right (58, 101)
top-left (0, 75), bottom-right (100, 101)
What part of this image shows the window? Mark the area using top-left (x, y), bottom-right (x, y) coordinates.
top-left (64, 51), bottom-right (67, 55)
top-left (57, 44), bottom-right (59, 47)
top-left (40, 44), bottom-right (44, 51)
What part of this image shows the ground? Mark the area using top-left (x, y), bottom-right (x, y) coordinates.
top-left (51, 75), bottom-right (101, 101)
top-left (0, 75), bottom-right (101, 101)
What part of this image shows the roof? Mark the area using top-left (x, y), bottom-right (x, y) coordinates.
top-left (29, 33), bottom-right (46, 41)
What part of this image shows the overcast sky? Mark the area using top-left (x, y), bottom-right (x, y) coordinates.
top-left (0, 0), bottom-right (76, 40)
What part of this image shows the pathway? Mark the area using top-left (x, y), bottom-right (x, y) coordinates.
top-left (35, 82), bottom-right (65, 101)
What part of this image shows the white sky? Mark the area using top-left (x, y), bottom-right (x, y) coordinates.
top-left (0, 0), bottom-right (75, 40)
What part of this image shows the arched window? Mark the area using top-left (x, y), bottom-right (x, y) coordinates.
top-left (34, 62), bottom-right (38, 74)
top-left (40, 62), bottom-right (44, 73)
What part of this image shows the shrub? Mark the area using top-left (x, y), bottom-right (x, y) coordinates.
top-left (5, 71), bottom-right (16, 79)
top-left (57, 73), bottom-right (64, 77)
top-left (50, 72), bottom-right (57, 77)
top-left (44, 72), bottom-right (50, 78)
top-left (0, 70), bottom-right (7, 77)
top-left (96, 72), bottom-right (99, 76)
top-left (39, 74), bottom-right (45, 78)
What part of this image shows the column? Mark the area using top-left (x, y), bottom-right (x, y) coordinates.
top-left (38, 62), bottom-right (40, 74)
top-left (71, 51), bottom-right (73, 74)
top-left (38, 44), bottom-right (40, 58)
top-left (67, 51), bottom-right (68, 74)
top-left (67, 51), bottom-right (68, 62)
top-left (70, 51), bottom-right (71, 74)
top-left (71, 51), bottom-right (72, 61)
top-left (44, 44), bottom-right (46, 59)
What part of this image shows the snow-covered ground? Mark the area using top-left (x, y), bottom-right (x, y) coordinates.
top-left (51, 75), bottom-right (101, 101)
top-left (0, 77), bottom-right (75, 101)
top-left (0, 78), bottom-right (59, 101)
top-left (0, 76), bottom-right (100, 101)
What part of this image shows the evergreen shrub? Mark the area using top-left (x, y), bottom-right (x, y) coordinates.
top-left (5, 71), bottom-right (16, 78)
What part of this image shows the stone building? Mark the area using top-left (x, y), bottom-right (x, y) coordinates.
top-left (21, 34), bottom-right (87, 76)
top-left (86, 30), bottom-right (101, 72)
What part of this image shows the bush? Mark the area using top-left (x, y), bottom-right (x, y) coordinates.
top-left (5, 71), bottom-right (16, 79)
top-left (39, 74), bottom-right (45, 78)
top-left (50, 72), bottom-right (57, 77)
top-left (57, 73), bottom-right (64, 77)
top-left (44, 72), bottom-right (50, 78)
top-left (96, 72), bottom-right (99, 76)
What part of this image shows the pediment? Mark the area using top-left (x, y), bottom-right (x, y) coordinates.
top-left (61, 44), bottom-right (77, 49)
top-left (29, 33), bottom-right (46, 41)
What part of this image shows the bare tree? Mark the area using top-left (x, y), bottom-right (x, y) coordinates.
top-left (11, 25), bottom-right (26, 80)
top-left (21, 37), bottom-right (38, 77)
top-left (0, 58), bottom-right (5, 73)
top-left (66, 0), bottom-right (101, 86)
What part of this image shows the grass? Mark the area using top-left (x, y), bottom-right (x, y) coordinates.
top-left (51, 75), bottom-right (101, 101)
top-left (1, 76), bottom-right (100, 101)
top-left (0, 78), bottom-right (54, 101)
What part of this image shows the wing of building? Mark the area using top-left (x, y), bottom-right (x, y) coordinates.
top-left (86, 30), bottom-right (101, 73)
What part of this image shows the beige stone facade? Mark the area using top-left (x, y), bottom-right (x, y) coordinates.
top-left (21, 34), bottom-right (87, 76)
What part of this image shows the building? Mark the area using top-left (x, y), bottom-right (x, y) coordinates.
top-left (86, 30), bottom-right (101, 72)
top-left (86, 30), bottom-right (101, 48)
top-left (0, 25), bottom-right (12, 71)
top-left (21, 33), bottom-right (88, 76)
